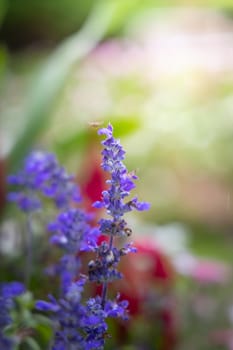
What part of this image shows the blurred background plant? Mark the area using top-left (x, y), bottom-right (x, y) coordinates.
top-left (1, 0), bottom-right (233, 349)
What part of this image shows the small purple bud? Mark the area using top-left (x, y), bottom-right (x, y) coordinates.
top-left (36, 300), bottom-right (60, 312)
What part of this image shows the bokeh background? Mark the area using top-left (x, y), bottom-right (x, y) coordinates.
top-left (1, 1), bottom-right (233, 349)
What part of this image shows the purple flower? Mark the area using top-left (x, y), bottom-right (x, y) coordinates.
top-left (104, 295), bottom-right (129, 320)
top-left (36, 299), bottom-right (60, 313)
top-left (8, 151), bottom-right (81, 211)
top-left (1, 282), bottom-right (25, 299)
top-left (48, 208), bottom-right (99, 254)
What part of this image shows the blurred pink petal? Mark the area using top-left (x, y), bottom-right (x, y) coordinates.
top-left (191, 260), bottom-right (231, 284)
top-left (210, 329), bottom-right (233, 350)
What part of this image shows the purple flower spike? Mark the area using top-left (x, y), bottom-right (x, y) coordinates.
top-left (93, 123), bottom-right (150, 235)
top-left (90, 123), bottom-right (150, 315)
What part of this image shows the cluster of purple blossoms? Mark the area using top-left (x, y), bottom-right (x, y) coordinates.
top-left (94, 124), bottom-right (149, 219)
top-left (36, 280), bottom-right (128, 350)
top-left (7, 150), bottom-right (83, 290)
top-left (7, 151), bottom-right (81, 212)
top-left (48, 208), bottom-right (99, 293)
top-left (6, 123), bottom-right (150, 350)
top-left (0, 282), bottom-right (25, 350)
top-left (92, 124), bottom-right (150, 307)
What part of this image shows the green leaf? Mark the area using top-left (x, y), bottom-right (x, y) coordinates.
top-left (16, 291), bottom-right (34, 308)
top-left (34, 314), bottom-right (52, 326)
top-left (23, 337), bottom-right (41, 350)
top-left (53, 129), bottom-right (89, 159)
top-left (35, 323), bottom-right (53, 346)
top-left (106, 115), bottom-right (141, 137)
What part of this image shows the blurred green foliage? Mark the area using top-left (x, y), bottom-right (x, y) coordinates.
top-left (5, 292), bottom-right (52, 350)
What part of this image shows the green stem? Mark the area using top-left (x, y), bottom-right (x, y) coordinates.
top-left (25, 213), bottom-right (33, 288)
top-left (101, 235), bottom-right (114, 308)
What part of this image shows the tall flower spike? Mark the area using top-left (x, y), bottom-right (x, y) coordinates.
top-left (91, 123), bottom-right (150, 309)
top-left (7, 151), bottom-right (82, 286)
